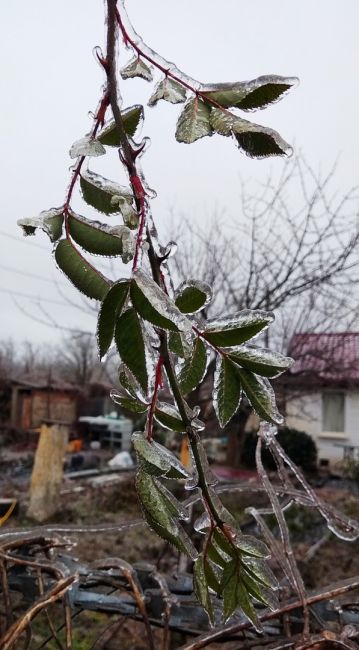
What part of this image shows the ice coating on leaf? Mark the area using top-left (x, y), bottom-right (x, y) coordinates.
top-left (188, 438), bottom-right (218, 489)
top-left (210, 109), bottom-right (292, 158)
top-left (118, 363), bottom-right (146, 401)
top-left (160, 240), bottom-right (178, 259)
top-left (54, 239), bottom-right (110, 301)
top-left (193, 511), bottom-right (211, 533)
top-left (18, 208), bottom-right (64, 243)
top-left (202, 76), bottom-right (298, 111)
top-left (204, 309), bottom-right (274, 347)
top-left (193, 557), bottom-right (214, 624)
top-left (110, 390), bottom-right (148, 414)
top-left (112, 196), bottom-right (139, 229)
top-left (235, 534), bottom-right (270, 558)
top-left (154, 402), bottom-right (186, 432)
top-left (178, 338), bottom-right (209, 395)
top-left (175, 280), bottom-right (212, 314)
top-left (68, 210), bottom-right (134, 260)
top-left (176, 97), bottom-right (213, 144)
top-left (80, 168), bottom-right (133, 215)
top-left (237, 368), bottom-right (283, 425)
top-left (120, 56), bottom-right (153, 81)
top-left (228, 345), bottom-right (294, 378)
top-left (132, 432), bottom-right (190, 479)
top-left (213, 356), bottom-right (242, 428)
top-left (207, 486), bottom-right (237, 527)
top-left (241, 557), bottom-right (278, 590)
top-left (69, 135), bottom-right (106, 159)
top-left (148, 77), bottom-right (187, 106)
top-left (132, 269), bottom-right (192, 333)
top-left (97, 105), bottom-right (144, 144)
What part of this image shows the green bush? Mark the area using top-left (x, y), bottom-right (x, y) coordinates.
top-left (242, 426), bottom-right (317, 473)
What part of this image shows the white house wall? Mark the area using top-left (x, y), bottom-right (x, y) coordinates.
top-left (286, 391), bottom-right (359, 463)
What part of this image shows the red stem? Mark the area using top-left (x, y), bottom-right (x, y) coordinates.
top-left (130, 174), bottom-right (147, 271)
top-left (147, 355), bottom-right (164, 441)
top-left (115, 7), bottom-right (233, 114)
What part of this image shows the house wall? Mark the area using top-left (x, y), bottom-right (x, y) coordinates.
top-left (16, 390), bottom-right (77, 428)
top-left (286, 390), bottom-right (359, 463)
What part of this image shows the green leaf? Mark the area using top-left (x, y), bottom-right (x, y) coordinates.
top-left (241, 568), bottom-right (278, 610)
top-left (213, 357), bottom-right (242, 427)
top-left (54, 239), bottom-right (110, 300)
top-left (229, 346), bottom-right (293, 378)
top-left (118, 364), bottom-right (144, 400)
top-left (213, 528), bottom-right (236, 559)
top-left (110, 391), bottom-right (148, 414)
top-left (120, 57), bottom-right (153, 81)
top-left (235, 535), bottom-right (269, 558)
top-left (69, 135), bottom-right (105, 159)
top-left (97, 105), bottom-right (144, 145)
top-left (175, 97), bottom-right (213, 144)
top-left (168, 331), bottom-right (193, 359)
top-left (209, 108), bottom-right (292, 158)
top-left (97, 280), bottom-right (130, 359)
top-left (18, 208), bottom-right (64, 243)
top-left (148, 77), bottom-right (187, 107)
top-left (207, 542), bottom-right (227, 568)
top-left (241, 557), bottom-right (278, 590)
top-left (193, 557), bottom-right (214, 624)
top-left (154, 402), bottom-right (186, 432)
top-left (175, 280), bottom-right (212, 314)
top-left (68, 211), bottom-right (134, 259)
top-left (233, 119), bottom-right (292, 158)
top-left (204, 310), bottom-right (274, 347)
top-left (204, 558), bottom-right (221, 594)
top-left (179, 338), bottom-right (208, 395)
top-left (203, 76), bottom-right (297, 110)
top-left (136, 471), bottom-right (197, 557)
top-left (132, 433), bottom-right (190, 479)
top-left (237, 368), bottom-right (283, 425)
top-left (131, 270), bottom-right (192, 333)
top-left (236, 578), bottom-right (260, 629)
top-left (80, 169), bottom-right (133, 215)
top-left (115, 308), bottom-right (148, 393)
top-left (221, 559), bottom-right (238, 621)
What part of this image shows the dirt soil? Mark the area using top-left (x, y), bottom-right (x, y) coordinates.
top-left (2, 471), bottom-right (359, 648)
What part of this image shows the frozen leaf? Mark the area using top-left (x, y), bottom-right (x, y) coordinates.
top-left (120, 57), bottom-right (153, 81)
top-left (154, 402), bottom-right (186, 432)
top-left (118, 364), bottom-right (144, 400)
top-left (213, 356), bottom-right (242, 427)
top-left (18, 208), bottom-right (64, 243)
top-left (221, 559), bottom-right (259, 627)
top-left (237, 368), bottom-right (283, 425)
top-left (203, 76), bottom-right (297, 111)
top-left (178, 338), bottom-right (208, 394)
top-left (241, 557), bottom-right (278, 590)
top-left (132, 432), bottom-right (190, 479)
top-left (235, 535), bottom-right (270, 558)
top-left (97, 280), bottom-right (130, 358)
top-left (204, 310), bottom-right (274, 347)
top-left (168, 331), bottom-right (193, 359)
top-left (194, 511), bottom-right (211, 533)
top-left (68, 211), bottom-right (134, 259)
top-left (213, 528), bottom-right (236, 558)
top-left (69, 135), bottom-right (105, 159)
top-left (207, 541), bottom-right (227, 568)
top-left (193, 557), bottom-right (214, 624)
top-left (54, 239), bottom-right (109, 300)
top-left (207, 487), bottom-right (237, 527)
top-left (176, 97), bottom-right (212, 144)
top-left (209, 108), bottom-right (234, 136)
top-left (80, 169), bottom-right (133, 215)
top-left (114, 197), bottom-right (139, 230)
top-left (175, 280), bottom-right (212, 314)
top-left (233, 118), bottom-right (292, 158)
top-left (136, 471), bottom-right (197, 558)
top-left (241, 568), bottom-right (279, 610)
top-left (131, 270), bottom-right (192, 333)
top-left (148, 77), bottom-right (187, 106)
top-left (229, 345), bottom-right (293, 378)
top-left (204, 559), bottom-right (221, 594)
top-left (115, 308), bottom-right (148, 392)
top-left (111, 391), bottom-right (148, 413)
top-left (97, 105), bottom-right (144, 145)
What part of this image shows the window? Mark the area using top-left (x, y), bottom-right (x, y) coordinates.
top-left (322, 392), bottom-right (345, 432)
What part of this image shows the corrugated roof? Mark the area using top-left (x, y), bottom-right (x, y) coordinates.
top-left (288, 332), bottom-right (359, 383)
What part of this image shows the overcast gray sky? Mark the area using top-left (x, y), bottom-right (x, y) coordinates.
top-left (1, 1), bottom-right (359, 345)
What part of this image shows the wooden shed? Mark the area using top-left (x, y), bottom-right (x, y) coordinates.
top-left (10, 379), bottom-right (79, 430)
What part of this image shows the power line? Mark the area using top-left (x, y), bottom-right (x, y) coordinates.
top-left (0, 229), bottom-right (48, 251)
top-left (0, 286), bottom-right (75, 308)
top-left (0, 264), bottom-right (63, 285)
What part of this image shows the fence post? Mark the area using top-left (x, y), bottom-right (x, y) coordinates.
top-left (27, 419), bottom-right (70, 522)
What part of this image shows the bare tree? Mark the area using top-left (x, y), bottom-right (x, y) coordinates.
top-left (169, 156), bottom-right (359, 465)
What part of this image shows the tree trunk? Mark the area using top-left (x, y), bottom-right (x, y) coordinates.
top-left (27, 421), bottom-right (69, 522)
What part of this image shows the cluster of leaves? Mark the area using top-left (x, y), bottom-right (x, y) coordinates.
top-left (17, 0), bottom-right (297, 628)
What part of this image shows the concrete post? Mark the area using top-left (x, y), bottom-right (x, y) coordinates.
top-left (27, 420), bottom-right (70, 522)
